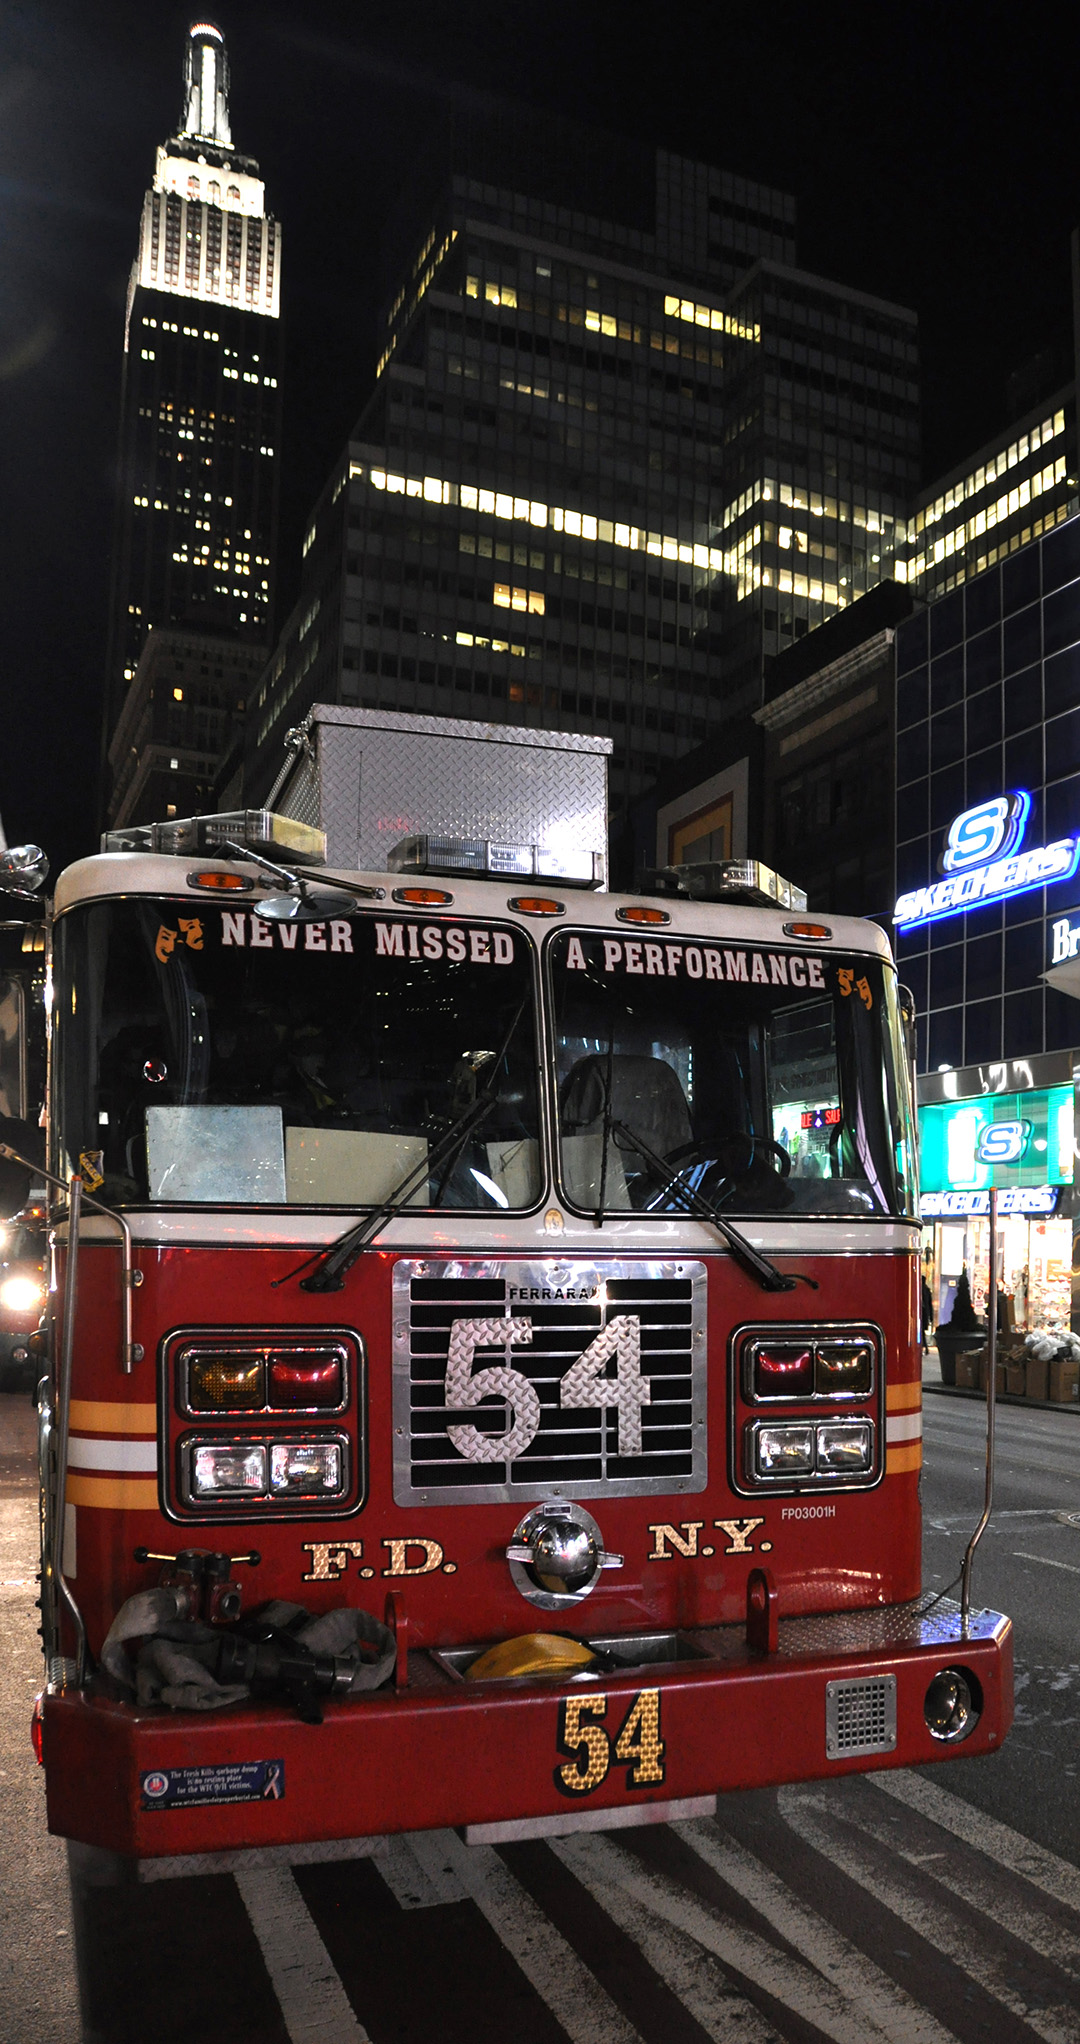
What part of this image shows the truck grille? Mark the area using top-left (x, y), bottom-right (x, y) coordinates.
top-left (825, 1675), bottom-right (897, 1759)
top-left (392, 1258), bottom-right (707, 1506)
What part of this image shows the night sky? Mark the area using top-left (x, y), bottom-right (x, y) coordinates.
top-left (1, 0), bottom-right (1075, 876)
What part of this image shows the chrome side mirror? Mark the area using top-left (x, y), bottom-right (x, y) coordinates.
top-left (0, 845), bottom-right (48, 894)
top-left (254, 887), bottom-right (363, 922)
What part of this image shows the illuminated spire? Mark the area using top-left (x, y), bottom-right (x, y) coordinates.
top-left (182, 21), bottom-right (233, 148)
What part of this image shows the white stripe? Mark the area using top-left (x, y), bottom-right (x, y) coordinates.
top-left (674, 1816), bottom-right (956, 2044)
top-left (886, 1413), bottom-right (922, 1443)
top-left (235, 1864), bottom-right (369, 2043)
top-left (67, 1436), bottom-right (157, 1472)
top-left (404, 1830), bottom-right (644, 2044)
top-left (779, 1787), bottom-right (1080, 2044)
top-left (551, 1828), bottom-right (894, 2044)
top-left (549, 1832), bottom-right (780, 2044)
top-left (1013, 1551), bottom-right (1080, 1575)
top-left (872, 1769), bottom-right (1080, 1915)
top-left (821, 1779), bottom-right (1080, 1985)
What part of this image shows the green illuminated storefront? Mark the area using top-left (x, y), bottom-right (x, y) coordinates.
top-left (917, 1072), bottom-right (1076, 1331)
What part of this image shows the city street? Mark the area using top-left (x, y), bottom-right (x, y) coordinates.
top-left (3, 1383), bottom-right (1080, 2044)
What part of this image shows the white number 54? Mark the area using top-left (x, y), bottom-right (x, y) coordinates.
top-left (444, 1315), bottom-right (649, 1464)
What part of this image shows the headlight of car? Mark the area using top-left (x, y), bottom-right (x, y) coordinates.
top-left (0, 1274), bottom-right (45, 1314)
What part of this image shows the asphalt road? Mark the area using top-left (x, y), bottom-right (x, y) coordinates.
top-left (2, 1382), bottom-right (1079, 2044)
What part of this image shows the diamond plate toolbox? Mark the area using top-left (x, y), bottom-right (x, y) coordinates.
top-left (276, 706), bottom-right (611, 877)
top-left (392, 1258), bottom-right (707, 1506)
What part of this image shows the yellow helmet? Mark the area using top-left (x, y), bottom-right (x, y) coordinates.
top-left (465, 1633), bottom-right (600, 1681)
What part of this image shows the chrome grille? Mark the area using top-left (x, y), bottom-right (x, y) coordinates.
top-left (825, 1675), bottom-right (897, 1759)
top-left (392, 1258), bottom-right (706, 1506)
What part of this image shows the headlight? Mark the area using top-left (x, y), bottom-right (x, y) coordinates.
top-left (816, 1420), bottom-right (873, 1472)
top-left (269, 1440), bottom-right (344, 1496)
top-left (0, 1274), bottom-right (45, 1315)
top-left (747, 1416), bottom-right (877, 1485)
top-left (755, 1423), bottom-right (815, 1476)
top-left (191, 1443), bottom-right (266, 1497)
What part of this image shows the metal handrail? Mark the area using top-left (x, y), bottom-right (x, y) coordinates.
top-left (49, 1174), bottom-right (88, 1684)
top-left (961, 1183), bottom-right (998, 1633)
top-left (0, 1144), bottom-right (142, 1372)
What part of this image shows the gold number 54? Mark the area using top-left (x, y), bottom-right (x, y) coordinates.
top-left (555, 1689), bottom-right (665, 1798)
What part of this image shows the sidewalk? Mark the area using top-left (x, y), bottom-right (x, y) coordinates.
top-left (921, 1340), bottom-right (1080, 1412)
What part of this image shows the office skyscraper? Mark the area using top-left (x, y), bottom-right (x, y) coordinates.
top-left (103, 20), bottom-right (282, 826)
top-left (248, 121), bottom-right (919, 822)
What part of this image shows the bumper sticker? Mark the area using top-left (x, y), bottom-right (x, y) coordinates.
top-left (140, 1760), bottom-right (284, 1809)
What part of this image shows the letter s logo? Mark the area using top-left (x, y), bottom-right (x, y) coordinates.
top-left (942, 793), bottom-right (1029, 873)
top-left (976, 1119), bottom-right (1032, 1165)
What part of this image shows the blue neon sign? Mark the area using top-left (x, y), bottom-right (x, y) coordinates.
top-left (894, 790), bottom-right (1080, 929)
top-left (941, 792), bottom-right (1029, 874)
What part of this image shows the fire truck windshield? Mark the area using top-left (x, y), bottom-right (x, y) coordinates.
top-left (551, 930), bottom-right (916, 1220)
top-left (54, 902), bottom-right (542, 1210)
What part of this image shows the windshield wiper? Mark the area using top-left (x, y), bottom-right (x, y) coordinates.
top-left (608, 1119), bottom-right (814, 1294)
top-left (278, 996), bottom-right (530, 1293)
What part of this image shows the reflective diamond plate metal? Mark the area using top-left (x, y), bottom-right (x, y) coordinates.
top-left (277, 707), bottom-right (611, 877)
top-left (392, 1258), bottom-right (707, 1506)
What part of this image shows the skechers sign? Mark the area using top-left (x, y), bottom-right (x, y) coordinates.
top-left (976, 1119), bottom-right (1032, 1166)
top-left (893, 792), bottom-right (1080, 930)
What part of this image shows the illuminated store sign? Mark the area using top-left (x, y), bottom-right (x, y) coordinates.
top-left (1050, 915), bottom-right (1080, 963)
top-left (920, 1187), bottom-right (1060, 1218)
top-left (894, 792), bottom-right (1079, 929)
top-left (918, 1086), bottom-right (1073, 1193)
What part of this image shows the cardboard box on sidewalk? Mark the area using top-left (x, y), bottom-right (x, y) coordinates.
top-left (1025, 1357), bottom-right (1049, 1402)
top-left (1005, 1363), bottom-right (1026, 1396)
top-left (1048, 1359), bottom-right (1080, 1404)
top-left (955, 1351), bottom-right (981, 1388)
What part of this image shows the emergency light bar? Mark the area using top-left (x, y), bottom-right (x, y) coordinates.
top-left (645, 859), bottom-right (808, 911)
top-left (387, 835), bottom-right (604, 888)
top-left (102, 810), bottom-right (327, 866)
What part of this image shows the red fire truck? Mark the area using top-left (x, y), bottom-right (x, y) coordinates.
top-left (25, 710), bottom-right (1011, 1865)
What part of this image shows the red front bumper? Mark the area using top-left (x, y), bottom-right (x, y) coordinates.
top-left (42, 1603), bottom-right (1012, 1860)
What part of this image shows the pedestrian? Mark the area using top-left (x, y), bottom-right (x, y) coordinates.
top-left (921, 1270), bottom-right (934, 1351)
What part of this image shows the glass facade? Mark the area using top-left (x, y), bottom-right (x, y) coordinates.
top-left (248, 149), bottom-right (920, 819)
top-left (895, 513), bottom-right (1080, 1073)
top-left (900, 396), bottom-right (1075, 604)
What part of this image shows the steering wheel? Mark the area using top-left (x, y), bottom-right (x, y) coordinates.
top-left (666, 1133), bottom-right (791, 1180)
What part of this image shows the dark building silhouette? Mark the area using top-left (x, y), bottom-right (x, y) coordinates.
top-left (246, 115), bottom-right (920, 826)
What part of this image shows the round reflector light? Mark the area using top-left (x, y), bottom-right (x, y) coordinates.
top-left (924, 1666), bottom-right (981, 1742)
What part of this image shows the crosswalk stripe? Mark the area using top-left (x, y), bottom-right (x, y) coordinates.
top-left (871, 1771), bottom-right (1080, 1916)
top-left (673, 1815), bottom-right (958, 2044)
top-left (548, 1832), bottom-right (783, 2044)
top-left (779, 1787), bottom-right (1080, 2044)
top-left (837, 1779), bottom-right (1080, 1982)
top-left (550, 1826), bottom-right (896, 2044)
top-left (235, 1865), bottom-right (370, 2044)
top-left (399, 1829), bottom-right (645, 2044)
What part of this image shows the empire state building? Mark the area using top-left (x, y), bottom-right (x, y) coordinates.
top-left (103, 20), bottom-right (283, 829)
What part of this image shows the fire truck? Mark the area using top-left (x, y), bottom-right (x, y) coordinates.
top-left (23, 709), bottom-right (1011, 1867)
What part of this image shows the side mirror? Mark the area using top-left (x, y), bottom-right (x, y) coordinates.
top-left (0, 845), bottom-right (48, 895)
top-left (254, 887), bottom-right (362, 923)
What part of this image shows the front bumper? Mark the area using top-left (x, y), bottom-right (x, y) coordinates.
top-left (42, 1598), bottom-right (1012, 1861)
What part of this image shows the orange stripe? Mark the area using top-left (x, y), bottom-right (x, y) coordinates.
top-left (66, 1475), bottom-right (159, 1510)
top-left (886, 1442), bottom-right (923, 1474)
top-left (68, 1401), bottom-right (156, 1435)
top-left (886, 1383), bottom-right (922, 1412)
